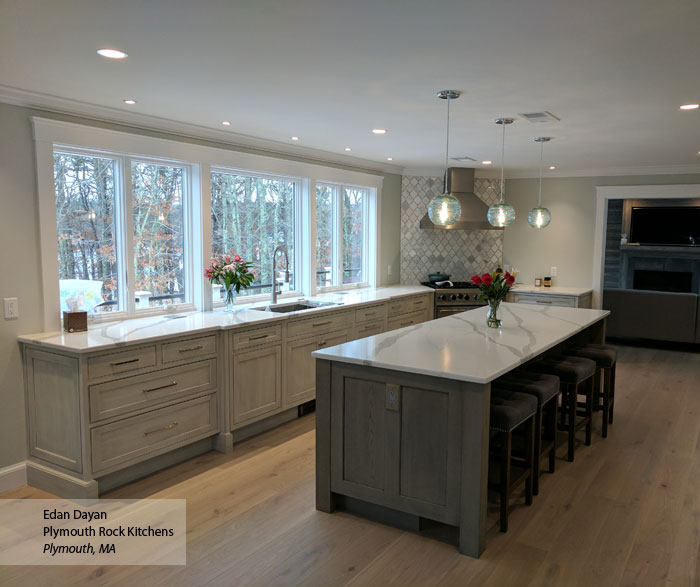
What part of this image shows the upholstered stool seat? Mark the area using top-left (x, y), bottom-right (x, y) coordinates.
top-left (494, 371), bottom-right (560, 495)
top-left (569, 343), bottom-right (618, 437)
top-left (528, 356), bottom-right (596, 462)
top-left (489, 389), bottom-right (537, 532)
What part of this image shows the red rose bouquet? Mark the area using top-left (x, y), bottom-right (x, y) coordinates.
top-left (470, 269), bottom-right (515, 328)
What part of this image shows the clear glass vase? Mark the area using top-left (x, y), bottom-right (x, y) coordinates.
top-left (486, 299), bottom-right (502, 328)
top-left (224, 285), bottom-right (237, 312)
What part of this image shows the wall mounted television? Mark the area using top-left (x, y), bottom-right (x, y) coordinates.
top-left (630, 206), bottom-right (700, 246)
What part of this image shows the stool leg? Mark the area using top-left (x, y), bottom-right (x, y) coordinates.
top-left (549, 396), bottom-right (558, 474)
top-left (609, 363), bottom-right (616, 424)
top-left (525, 416), bottom-right (534, 506)
top-left (585, 378), bottom-right (593, 446)
top-left (601, 367), bottom-right (610, 438)
top-left (567, 384), bottom-right (576, 462)
top-left (533, 407), bottom-right (542, 496)
top-left (500, 430), bottom-right (512, 533)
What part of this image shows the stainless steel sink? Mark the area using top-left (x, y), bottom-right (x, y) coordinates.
top-left (251, 300), bottom-right (339, 313)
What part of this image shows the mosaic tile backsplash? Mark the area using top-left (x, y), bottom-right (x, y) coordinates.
top-left (400, 175), bottom-right (504, 284)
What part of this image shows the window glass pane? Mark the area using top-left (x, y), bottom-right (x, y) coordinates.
top-left (315, 184), bottom-right (334, 288)
top-left (342, 187), bottom-right (366, 284)
top-left (54, 152), bottom-right (119, 313)
top-left (132, 162), bottom-right (185, 309)
top-left (211, 172), bottom-right (295, 298)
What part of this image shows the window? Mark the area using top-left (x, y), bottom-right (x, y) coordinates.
top-left (53, 151), bottom-right (192, 318)
top-left (211, 170), bottom-right (297, 299)
top-left (54, 152), bottom-right (120, 313)
top-left (131, 162), bottom-right (186, 308)
top-left (315, 183), bottom-right (369, 290)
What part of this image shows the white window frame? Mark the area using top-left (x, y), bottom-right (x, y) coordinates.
top-left (314, 182), bottom-right (373, 293)
top-left (209, 166), bottom-right (304, 306)
top-left (32, 117), bottom-right (383, 331)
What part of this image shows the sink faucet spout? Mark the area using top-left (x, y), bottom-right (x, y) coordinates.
top-left (271, 244), bottom-right (290, 305)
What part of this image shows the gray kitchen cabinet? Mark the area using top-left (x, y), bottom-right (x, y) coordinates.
top-left (285, 329), bottom-right (351, 407)
top-left (231, 343), bottom-right (283, 426)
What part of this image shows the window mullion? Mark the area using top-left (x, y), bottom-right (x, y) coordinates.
top-left (122, 157), bottom-right (136, 316)
top-left (333, 186), bottom-right (342, 287)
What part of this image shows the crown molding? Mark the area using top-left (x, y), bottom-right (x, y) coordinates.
top-left (509, 163), bottom-right (700, 179)
top-left (0, 84), bottom-right (404, 176)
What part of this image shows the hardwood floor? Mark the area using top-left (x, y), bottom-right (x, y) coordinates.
top-left (2, 344), bottom-right (699, 586)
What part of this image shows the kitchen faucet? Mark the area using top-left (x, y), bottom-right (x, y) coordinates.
top-left (271, 244), bottom-right (290, 305)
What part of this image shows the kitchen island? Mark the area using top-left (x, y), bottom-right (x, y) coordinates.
top-left (313, 302), bottom-right (609, 558)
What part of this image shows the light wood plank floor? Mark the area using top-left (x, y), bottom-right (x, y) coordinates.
top-left (2, 344), bottom-right (699, 586)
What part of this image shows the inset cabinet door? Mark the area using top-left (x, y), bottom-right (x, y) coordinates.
top-left (285, 330), bottom-right (350, 407)
top-left (232, 344), bottom-right (283, 426)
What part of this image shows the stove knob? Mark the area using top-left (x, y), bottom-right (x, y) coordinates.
top-left (450, 294), bottom-right (457, 301)
top-left (439, 294), bottom-right (447, 301)
top-left (457, 293), bottom-right (464, 299)
top-left (464, 294), bottom-right (470, 301)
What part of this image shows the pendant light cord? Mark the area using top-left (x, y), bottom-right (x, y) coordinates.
top-left (443, 97), bottom-right (451, 193)
top-left (538, 139), bottom-right (544, 207)
top-left (499, 120), bottom-right (506, 204)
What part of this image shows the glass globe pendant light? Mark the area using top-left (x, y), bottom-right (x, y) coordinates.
top-left (427, 90), bottom-right (461, 226)
top-left (528, 137), bottom-right (552, 229)
top-left (487, 117), bottom-right (516, 227)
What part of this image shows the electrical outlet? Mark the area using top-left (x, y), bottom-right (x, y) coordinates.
top-left (551, 266), bottom-right (558, 277)
top-left (4, 297), bottom-right (19, 319)
top-left (387, 264), bottom-right (393, 276)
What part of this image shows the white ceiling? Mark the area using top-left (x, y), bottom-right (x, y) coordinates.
top-left (1, 0), bottom-right (699, 176)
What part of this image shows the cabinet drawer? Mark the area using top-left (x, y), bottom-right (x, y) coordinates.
top-left (354, 303), bottom-right (387, 324)
top-left (353, 319), bottom-right (385, 339)
top-left (387, 309), bottom-right (429, 331)
top-left (162, 334), bottom-right (217, 364)
top-left (510, 293), bottom-right (576, 308)
top-left (89, 359), bottom-right (217, 422)
top-left (88, 346), bottom-right (157, 380)
top-left (287, 310), bottom-right (352, 339)
top-left (232, 324), bottom-right (283, 351)
top-left (91, 395), bottom-right (218, 475)
top-left (388, 295), bottom-right (431, 317)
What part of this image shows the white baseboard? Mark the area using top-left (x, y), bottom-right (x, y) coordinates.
top-left (0, 461), bottom-right (28, 494)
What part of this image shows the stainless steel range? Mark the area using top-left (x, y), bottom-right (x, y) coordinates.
top-left (420, 281), bottom-right (487, 318)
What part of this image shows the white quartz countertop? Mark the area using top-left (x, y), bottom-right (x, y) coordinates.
top-left (510, 285), bottom-right (593, 296)
top-left (313, 302), bottom-right (609, 384)
top-left (18, 285), bottom-right (432, 353)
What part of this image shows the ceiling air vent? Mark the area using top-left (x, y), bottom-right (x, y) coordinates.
top-left (451, 156), bottom-right (477, 162)
top-left (517, 111), bottom-right (561, 123)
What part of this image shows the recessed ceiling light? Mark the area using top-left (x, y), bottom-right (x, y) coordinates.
top-left (97, 48), bottom-right (127, 59)
top-left (372, 129), bottom-right (387, 135)
top-left (221, 121), bottom-right (231, 126)
top-left (344, 147), bottom-right (352, 152)
top-left (387, 157), bottom-right (393, 161)
top-left (680, 104), bottom-right (699, 110)
top-left (123, 99), bottom-right (136, 105)
top-left (291, 136), bottom-right (300, 141)
top-left (482, 160), bottom-right (492, 165)
top-left (549, 166), bottom-right (556, 170)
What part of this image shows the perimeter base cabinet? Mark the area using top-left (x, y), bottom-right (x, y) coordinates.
top-left (231, 345), bottom-right (283, 426)
top-left (22, 332), bottom-right (221, 498)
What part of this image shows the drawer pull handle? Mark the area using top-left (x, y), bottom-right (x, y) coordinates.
top-left (143, 381), bottom-right (177, 393)
top-left (144, 422), bottom-right (178, 436)
top-left (536, 300), bottom-right (553, 304)
top-left (248, 334), bottom-right (269, 341)
top-left (364, 311), bottom-right (377, 316)
top-left (401, 321), bottom-right (414, 326)
top-left (313, 321), bottom-right (332, 327)
top-left (317, 341), bottom-right (327, 347)
top-left (413, 300), bottom-right (423, 305)
top-left (178, 345), bottom-right (204, 353)
top-left (110, 358), bottom-right (139, 367)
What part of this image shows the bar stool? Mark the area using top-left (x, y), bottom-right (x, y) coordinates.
top-left (528, 356), bottom-right (596, 462)
top-left (489, 389), bottom-right (538, 532)
top-left (568, 344), bottom-right (617, 438)
top-left (493, 371), bottom-right (560, 496)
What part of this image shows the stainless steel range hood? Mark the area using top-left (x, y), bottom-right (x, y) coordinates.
top-left (419, 168), bottom-right (502, 230)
